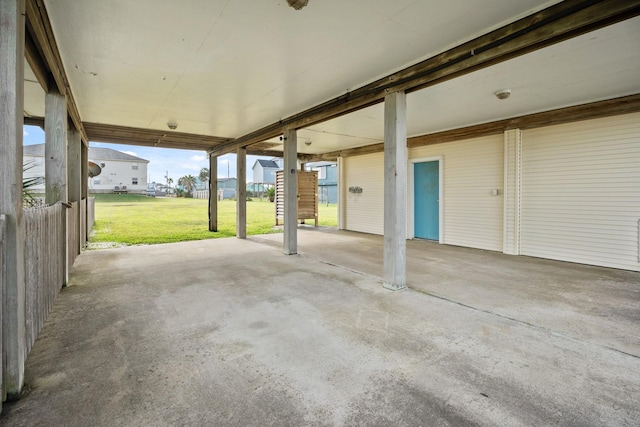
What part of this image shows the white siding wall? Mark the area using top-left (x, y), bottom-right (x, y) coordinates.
top-left (521, 113), bottom-right (640, 271)
top-left (343, 135), bottom-right (504, 250)
top-left (89, 160), bottom-right (148, 193)
top-left (411, 135), bottom-right (504, 251)
top-left (343, 153), bottom-right (385, 235)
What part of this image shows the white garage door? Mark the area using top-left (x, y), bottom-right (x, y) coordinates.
top-left (521, 113), bottom-right (640, 271)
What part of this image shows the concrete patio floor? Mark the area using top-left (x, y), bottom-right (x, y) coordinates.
top-left (2, 228), bottom-right (639, 426)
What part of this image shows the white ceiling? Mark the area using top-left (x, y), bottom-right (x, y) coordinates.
top-left (292, 17), bottom-right (640, 154)
top-left (24, 0), bottom-right (640, 154)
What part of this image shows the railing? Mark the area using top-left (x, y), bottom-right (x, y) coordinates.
top-left (23, 204), bottom-right (65, 354)
top-left (1, 198), bottom-right (96, 402)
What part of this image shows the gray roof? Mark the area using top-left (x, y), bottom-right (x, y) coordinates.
top-left (23, 143), bottom-right (148, 163)
top-left (23, 144), bottom-right (45, 156)
top-left (88, 147), bottom-right (148, 163)
top-left (255, 159), bottom-right (279, 169)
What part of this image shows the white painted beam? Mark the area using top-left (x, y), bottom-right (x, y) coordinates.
top-left (209, 155), bottom-right (218, 232)
top-left (236, 147), bottom-right (246, 239)
top-left (0, 0), bottom-right (26, 401)
top-left (283, 128), bottom-right (298, 255)
top-left (383, 91), bottom-right (407, 291)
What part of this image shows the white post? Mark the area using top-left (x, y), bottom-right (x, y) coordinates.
top-left (337, 156), bottom-right (345, 230)
top-left (283, 128), bottom-right (298, 255)
top-left (236, 147), bottom-right (246, 239)
top-left (0, 0), bottom-right (26, 401)
top-left (383, 91), bottom-right (407, 291)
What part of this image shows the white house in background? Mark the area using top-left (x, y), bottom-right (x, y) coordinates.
top-left (252, 159), bottom-right (280, 184)
top-left (22, 144), bottom-right (149, 194)
top-left (88, 147), bottom-right (149, 193)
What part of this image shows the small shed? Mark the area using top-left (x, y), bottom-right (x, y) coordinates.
top-left (275, 170), bottom-right (318, 226)
top-left (252, 159), bottom-right (280, 184)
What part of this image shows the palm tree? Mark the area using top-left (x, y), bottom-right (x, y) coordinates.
top-left (23, 161), bottom-right (44, 208)
top-left (178, 175), bottom-right (197, 196)
top-left (166, 177), bottom-right (173, 188)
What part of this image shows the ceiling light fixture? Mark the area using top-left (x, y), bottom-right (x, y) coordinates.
top-left (494, 89), bottom-right (512, 100)
top-left (167, 122), bottom-right (178, 130)
top-left (287, 0), bottom-right (309, 10)
top-left (304, 138), bottom-right (312, 146)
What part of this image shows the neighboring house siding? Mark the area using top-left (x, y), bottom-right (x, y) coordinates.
top-left (343, 153), bottom-right (384, 235)
top-left (520, 112), bottom-right (640, 271)
top-left (90, 160), bottom-right (148, 193)
top-left (23, 155), bottom-right (46, 191)
top-left (411, 135), bottom-right (504, 251)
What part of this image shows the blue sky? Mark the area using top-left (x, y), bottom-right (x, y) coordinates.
top-left (23, 125), bottom-right (273, 183)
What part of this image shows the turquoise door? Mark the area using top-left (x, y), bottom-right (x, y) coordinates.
top-left (414, 161), bottom-right (439, 240)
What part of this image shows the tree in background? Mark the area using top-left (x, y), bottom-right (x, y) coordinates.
top-left (199, 167), bottom-right (209, 184)
top-left (177, 175), bottom-right (197, 197)
top-left (23, 161), bottom-right (44, 208)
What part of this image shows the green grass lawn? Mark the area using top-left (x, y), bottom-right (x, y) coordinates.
top-left (90, 193), bottom-right (337, 245)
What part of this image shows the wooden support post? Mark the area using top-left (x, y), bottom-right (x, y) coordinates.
top-left (283, 128), bottom-right (298, 255)
top-left (383, 91), bottom-right (407, 291)
top-left (81, 143), bottom-right (88, 242)
top-left (45, 89), bottom-right (68, 286)
top-left (81, 142), bottom-right (88, 199)
top-left (209, 155), bottom-right (218, 232)
top-left (236, 147), bottom-right (246, 239)
top-left (68, 128), bottom-right (81, 255)
top-left (45, 91), bottom-right (68, 205)
top-left (0, 0), bottom-right (27, 401)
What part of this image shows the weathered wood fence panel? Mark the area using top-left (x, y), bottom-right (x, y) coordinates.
top-left (23, 204), bottom-right (64, 354)
top-left (87, 197), bottom-right (95, 233)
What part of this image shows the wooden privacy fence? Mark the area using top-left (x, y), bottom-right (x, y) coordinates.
top-left (23, 203), bottom-right (65, 354)
top-left (275, 170), bottom-right (319, 226)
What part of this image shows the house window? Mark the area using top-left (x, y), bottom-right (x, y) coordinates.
top-left (94, 178), bottom-right (100, 184)
top-left (132, 177), bottom-right (138, 185)
top-left (132, 163), bottom-right (138, 170)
